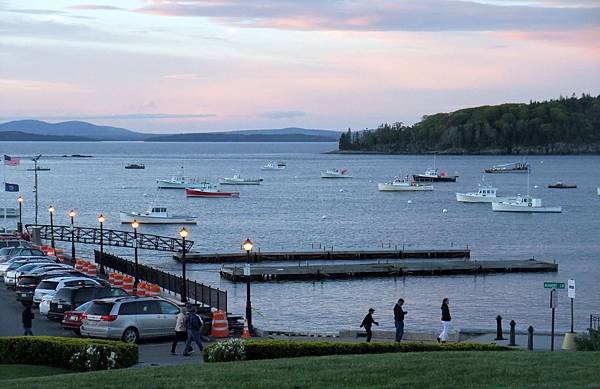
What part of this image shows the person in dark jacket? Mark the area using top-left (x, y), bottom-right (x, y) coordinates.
top-left (360, 308), bottom-right (379, 342)
top-left (22, 304), bottom-right (34, 336)
top-left (183, 306), bottom-right (204, 356)
top-left (393, 299), bottom-right (407, 342)
top-left (437, 298), bottom-right (451, 343)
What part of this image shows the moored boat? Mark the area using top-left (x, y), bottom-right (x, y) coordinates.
top-left (0, 207), bottom-right (18, 218)
top-left (456, 184), bottom-right (514, 203)
top-left (320, 168), bottom-right (352, 178)
top-left (125, 163), bottom-right (145, 169)
top-left (548, 182), bottom-right (577, 189)
top-left (261, 161), bottom-right (285, 171)
top-left (378, 176), bottom-right (433, 191)
top-left (413, 168), bottom-right (457, 182)
top-left (186, 184), bottom-right (239, 198)
top-left (219, 174), bottom-right (263, 185)
top-left (119, 207), bottom-right (198, 224)
top-left (485, 161), bottom-right (529, 174)
top-left (491, 196), bottom-right (562, 213)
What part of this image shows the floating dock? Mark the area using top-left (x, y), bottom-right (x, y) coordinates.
top-left (219, 258), bottom-right (557, 282)
top-left (176, 248), bottom-right (470, 263)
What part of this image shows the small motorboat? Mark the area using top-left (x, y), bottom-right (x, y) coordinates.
top-left (219, 174), bottom-right (263, 185)
top-left (413, 168), bottom-right (457, 182)
top-left (320, 168), bottom-right (352, 178)
top-left (548, 182), bottom-right (577, 189)
top-left (119, 207), bottom-right (198, 224)
top-left (26, 167), bottom-right (51, 171)
top-left (186, 184), bottom-right (240, 198)
top-left (261, 161), bottom-right (285, 171)
top-left (378, 176), bottom-right (432, 191)
top-left (456, 184), bottom-right (514, 203)
top-left (491, 196), bottom-right (562, 213)
top-left (485, 161), bottom-right (529, 174)
top-left (125, 163), bottom-right (145, 169)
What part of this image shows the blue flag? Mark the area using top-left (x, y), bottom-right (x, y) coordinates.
top-left (4, 183), bottom-right (19, 192)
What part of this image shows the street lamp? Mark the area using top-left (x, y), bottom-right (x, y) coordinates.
top-left (179, 227), bottom-right (188, 303)
top-left (48, 206), bottom-right (55, 248)
top-left (17, 196), bottom-right (23, 234)
top-left (131, 219), bottom-right (139, 287)
top-left (98, 214), bottom-right (105, 274)
top-left (69, 209), bottom-right (76, 262)
top-left (242, 238), bottom-right (253, 332)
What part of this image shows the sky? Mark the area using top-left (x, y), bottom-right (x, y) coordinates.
top-left (0, 0), bottom-right (599, 133)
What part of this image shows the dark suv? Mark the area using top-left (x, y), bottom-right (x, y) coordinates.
top-left (48, 286), bottom-right (129, 320)
top-left (15, 270), bottom-right (88, 304)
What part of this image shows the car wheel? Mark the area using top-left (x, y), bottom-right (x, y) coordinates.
top-left (122, 327), bottom-right (139, 343)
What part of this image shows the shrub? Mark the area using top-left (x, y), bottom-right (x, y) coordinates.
top-left (204, 339), bottom-right (246, 362)
top-left (0, 336), bottom-right (138, 371)
top-left (203, 339), bottom-right (513, 362)
top-left (574, 330), bottom-right (600, 351)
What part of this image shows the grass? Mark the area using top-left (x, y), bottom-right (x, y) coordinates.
top-left (0, 365), bottom-right (70, 381)
top-left (1, 352), bottom-right (600, 388)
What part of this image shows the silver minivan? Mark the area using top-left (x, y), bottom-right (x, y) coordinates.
top-left (80, 296), bottom-right (181, 343)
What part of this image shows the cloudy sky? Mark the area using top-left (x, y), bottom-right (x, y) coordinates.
top-left (1, 0), bottom-right (598, 133)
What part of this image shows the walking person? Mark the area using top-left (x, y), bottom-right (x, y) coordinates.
top-left (394, 299), bottom-right (407, 342)
top-left (437, 298), bottom-right (451, 343)
top-left (183, 306), bottom-right (204, 356)
top-left (170, 306), bottom-right (187, 355)
top-left (360, 308), bottom-right (379, 343)
top-left (22, 303), bottom-right (34, 336)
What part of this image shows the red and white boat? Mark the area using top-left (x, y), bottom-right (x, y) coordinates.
top-left (185, 184), bottom-right (239, 198)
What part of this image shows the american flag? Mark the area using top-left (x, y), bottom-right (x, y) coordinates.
top-left (3, 155), bottom-right (20, 166)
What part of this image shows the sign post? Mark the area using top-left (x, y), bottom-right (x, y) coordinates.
top-left (544, 282), bottom-right (564, 352)
top-left (568, 279), bottom-right (575, 333)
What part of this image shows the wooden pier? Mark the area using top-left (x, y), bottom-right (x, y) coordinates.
top-left (219, 258), bottom-right (557, 282)
top-left (176, 248), bottom-right (470, 263)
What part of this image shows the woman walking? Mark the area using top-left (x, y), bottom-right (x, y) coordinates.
top-left (437, 298), bottom-right (451, 343)
top-left (170, 306), bottom-right (187, 355)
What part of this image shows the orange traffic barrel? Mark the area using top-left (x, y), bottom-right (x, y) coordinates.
top-left (210, 310), bottom-right (229, 338)
top-left (136, 281), bottom-right (146, 297)
top-left (87, 264), bottom-right (98, 276)
top-left (146, 284), bottom-right (160, 297)
top-left (113, 273), bottom-right (124, 288)
top-left (122, 275), bottom-right (134, 294)
top-left (108, 272), bottom-right (115, 285)
top-left (75, 259), bottom-right (85, 271)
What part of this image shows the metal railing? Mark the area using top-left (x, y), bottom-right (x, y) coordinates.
top-left (591, 314), bottom-right (600, 332)
top-left (95, 250), bottom-right (227, 312)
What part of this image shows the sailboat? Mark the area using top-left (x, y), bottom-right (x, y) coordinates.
top-left (492, 169), bottom-right (562, 213)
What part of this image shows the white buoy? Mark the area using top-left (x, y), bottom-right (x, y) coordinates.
top-left (322, 215), bottom-right (327, 220)
top-left (339, 189), bottom-right (344, 192)
top-left (143, 193), bottom-right (148, 197)
top-left (442, 209), bottom-right (448, 213)
top-left (534, 185), bottom-right (539, 189)
top-left (407, 200), bottom-right (412, 204)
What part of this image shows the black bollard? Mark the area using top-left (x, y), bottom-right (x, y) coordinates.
top-left (495, 315), bottom-right (505, 340)
top-left (527, 326), bottom-right (534, 351)
top-left (509, 320), bottom-right (516, 346)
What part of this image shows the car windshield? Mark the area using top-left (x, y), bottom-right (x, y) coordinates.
top-left (37, 280), bottom-right (59, 290)
top-left (53, 288), bottom-right (74, 300)
top-left (88, 302), bottom-right (114, 316)
top-left (0, 247), bottom-right (13, 255)
top-left (18, 276), bottom-right (38, 286)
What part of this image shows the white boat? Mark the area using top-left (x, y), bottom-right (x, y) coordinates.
top-left (119, 207), bottom-right (198, 224)
top-left (157, 167), bottom-right (207, 189)
top-left (491, 196), bottom-right (562, 213)
top-left (261, 161), bottom-right (285, 171)
top-left (597, 187), bottom-right (600, 196)
top-left (219, 174), bottom-right (263, 185)
top-left (378, 176), bottom-right (433, 191)
top-left (485, 161), bottom-right (529, 174)
top-left (320, 168), bottom-right (352, 178)
top-left (456, 185), bottom-right (514, 203)
top-left (0, 207), bottom-right (18, 218)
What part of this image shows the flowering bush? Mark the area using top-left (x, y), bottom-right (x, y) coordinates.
top-left (70, 345), bottom-right (120, 370)
top-left (204, 339), bottom-right (246, 362)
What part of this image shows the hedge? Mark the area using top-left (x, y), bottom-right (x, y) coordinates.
top-left (0, 336), bottom-right (138, 371)
top-left (574, 330), bottom-right (600, 351)
top-left (204, 339), bottom-right (514, 362)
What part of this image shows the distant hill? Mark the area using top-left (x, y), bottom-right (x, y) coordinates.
top-left (339, 94), bottom-right (600, 154)
top-left (227, 127), bottom-right (340, 139)
top-left (145, 132), bottom-right (339, 142)
top-left (0, 120), bottom-right (148, 141)
top-left (0, 131), bottom-right (94, 142)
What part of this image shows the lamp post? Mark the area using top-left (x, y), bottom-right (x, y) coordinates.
top-left (242, 238), bottom-right (253, 332)
top-left (132, 219), bottom-right (139, 288)
top-left (48, 206), bottom-right (55, 248)
top-left (17, 196), bottom-right (23, 234)
top-left (69, 210), bottom-right (76, 262)
top-left (179, 227), bottom-right (188, 303)
top-left (98, 214), bottom-right (105, 274)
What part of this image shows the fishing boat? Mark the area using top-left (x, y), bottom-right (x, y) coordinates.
top-left (456, 184), bottom-right (514, 203)
top-left (185, 184), bottom-right (240, 198)
top-left (125, 163), bottom-right (145, 169)
top-left (26, 167), bottom-right (51, 171)
top-left (548, 182), bottom-right (577, 189)
top-left (413, 168), bottom-right (457, 182)
top-left (320, 168), bottom-right (352, 178)
top-left (261, 161), bottom-right (285, 171)
top-left (485, 161), bottom-right (529, 174)
top-left (378, 176), bottom-right (433, 191)
top-left (491, 196), bottom-right (562, 213)
top-left (119, 207), bottom-right (198, 224)
top-left (219, 174), bottom-right (263, 185)
top-left (157, 167), bottom-right (208, 189)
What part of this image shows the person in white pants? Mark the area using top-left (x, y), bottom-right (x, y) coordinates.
top-left (438, 298), bottom-right (451, 343)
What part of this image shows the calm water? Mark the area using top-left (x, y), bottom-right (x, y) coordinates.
top-left (2, 141), bottom-right (599, 333)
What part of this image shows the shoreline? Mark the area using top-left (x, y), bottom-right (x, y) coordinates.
top-left (326, 149), bottom-right (600, 155)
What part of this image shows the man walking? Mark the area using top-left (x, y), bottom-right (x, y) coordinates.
top-left (394, 298), bottom-right (407, 342)
top-left (22, 303), bottom-right (34, 336)
top-left (183, 306), bottom-right (204, 356)
top-left (360, 308), bottom-right (379, 342)
top-left (170, 306), bottom-right (187, 355)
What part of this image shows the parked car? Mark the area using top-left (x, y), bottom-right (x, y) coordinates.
top-left (33, 276), bottom-right (103, 305)
top-left (0, 239), bottom-right (27, 249)
top-left (0, 255), bottom-right (57, 277)
top-left (2, 258), bottom-right (56, 287)
top-left (80, 296), bottom-right (181, 343)
top-left (15, 270), bottom-right (89, 305)
top-left (62, 301), bottom-right (94, 335)
top-left (4, 262), bottom-right (70, 286)
top-left (0, 246), bottom-right (45, 262)
top-left (48, 286), bottom-right (129, 320)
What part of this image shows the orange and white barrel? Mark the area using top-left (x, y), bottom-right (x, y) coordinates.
top-left (122, 276), bottom-right (134, 294)
top-left (210, 310), bottom-right (229, 338)
top-left (136, 281), bottom-right (146, 297)
top-left (113, 273), bottom-right (124, 288)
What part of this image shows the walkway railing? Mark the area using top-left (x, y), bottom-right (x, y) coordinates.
top-left (95, 250), bottom-right (227, 312)
top-left (591, 314), bottom-right (600, 332)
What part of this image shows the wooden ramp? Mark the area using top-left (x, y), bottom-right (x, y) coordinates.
top-left (219, 258), bottom-right (557, 282)
top-left (177, 248), bottom-right (470, 263)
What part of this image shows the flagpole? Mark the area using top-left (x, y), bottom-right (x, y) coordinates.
top-left (33, 155), bottom-right (41, 225)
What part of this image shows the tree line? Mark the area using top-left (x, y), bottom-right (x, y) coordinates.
top-left (339, 94), bottom-right (600, 154)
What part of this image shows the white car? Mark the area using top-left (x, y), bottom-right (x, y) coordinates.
top-left (33, 277), bottom-right (103, 305)
top-left (0, 256), bottom-right (56, 277)
top-left (2, 258), bottom-right (56, 285)
top-left (4, 262), bottom-right (68, 286)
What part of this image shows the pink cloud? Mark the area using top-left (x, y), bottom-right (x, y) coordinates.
top-left (493, 28), bottom-right (600, 53)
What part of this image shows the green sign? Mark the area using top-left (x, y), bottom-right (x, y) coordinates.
top-left (544, 282), bottom-right (565, 289)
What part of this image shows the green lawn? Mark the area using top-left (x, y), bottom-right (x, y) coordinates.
top-left (0, 365), bottom-right (70, 381)
top-left (2, 352), bottom-right (600, 388)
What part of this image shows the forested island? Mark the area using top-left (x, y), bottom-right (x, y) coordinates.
top-left (338, 94), bottom-right (600, 154)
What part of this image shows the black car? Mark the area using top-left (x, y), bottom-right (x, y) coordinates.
top-left (15, 270), bottom-right (88, 304)
top-left (48, 286), bottom-right (129, 320)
